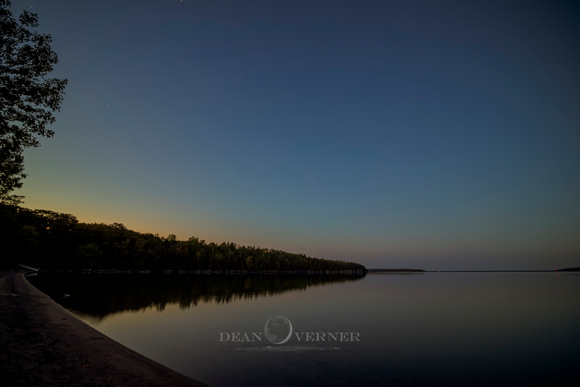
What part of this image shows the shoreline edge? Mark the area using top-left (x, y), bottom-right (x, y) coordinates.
top-left (0, 270), bottom-right (207, 386)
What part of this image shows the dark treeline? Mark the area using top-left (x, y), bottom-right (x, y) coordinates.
top-left (0, 204), bottom-right (367, 273)
top-left (29, 273), bottom-right (365, 320)
top-left (558, 267), bottom-right (580, 271)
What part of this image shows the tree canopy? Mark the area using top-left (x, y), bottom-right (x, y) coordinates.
top-left (0, 203), bottom-right (367, 274)
top-left (0, 0), bottom-right (67, 203)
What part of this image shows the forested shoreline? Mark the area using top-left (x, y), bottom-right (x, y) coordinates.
top-left (0, 204), bottom-right (366, 274)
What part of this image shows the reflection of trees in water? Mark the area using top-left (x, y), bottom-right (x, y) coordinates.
top-left (30, 274), bottom-right (365, 320)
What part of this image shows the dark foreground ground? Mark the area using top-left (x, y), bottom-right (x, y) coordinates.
top-left (0, 271), bottom-right (206, 386)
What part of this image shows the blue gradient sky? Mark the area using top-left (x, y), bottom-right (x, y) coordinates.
top-left (14, 0), bottom-right (580, 269)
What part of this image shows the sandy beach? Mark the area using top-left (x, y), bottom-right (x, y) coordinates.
top-left (0, 271), bottom-right (206, 386)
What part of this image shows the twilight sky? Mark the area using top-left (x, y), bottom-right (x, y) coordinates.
top-left (13, 0), bottom-right (580, 270)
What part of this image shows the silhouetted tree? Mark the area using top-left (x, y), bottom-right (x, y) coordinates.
top-left (0, 0), bottom-right (67, 204)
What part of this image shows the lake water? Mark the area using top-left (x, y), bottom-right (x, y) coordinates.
top-left (30, 272), bottom-right (580, 386)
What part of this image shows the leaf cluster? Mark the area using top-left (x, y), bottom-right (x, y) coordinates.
top-left (0, 0), bottom-right (67, 202)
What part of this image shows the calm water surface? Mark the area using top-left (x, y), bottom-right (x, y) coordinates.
top-left (31, 272), bottom-right (580, 386)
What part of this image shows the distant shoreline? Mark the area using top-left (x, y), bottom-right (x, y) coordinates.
top-left (426, 270), bottom-right (558, 273)
top-left (368, 268), bottom-right (579, 273)
top-left (367, 268), bottom-right (425, 273)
